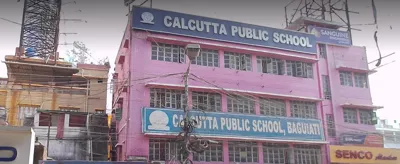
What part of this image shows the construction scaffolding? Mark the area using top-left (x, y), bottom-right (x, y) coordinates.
top-left (284, 0), bottom-right (359, 38)
top-left (19, 0), bottom-right (62, 60)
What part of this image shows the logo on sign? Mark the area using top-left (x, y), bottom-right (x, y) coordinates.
top-left (0, 146), bottom-right (17, 162)
top-left (148, 110), bottom-right (170, 130)
top-left (140, 12), bottom-right (154, 24)
top-left (310, 28), bottom-right (321, 38)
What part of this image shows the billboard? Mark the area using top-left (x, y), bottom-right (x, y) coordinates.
top-left (142, 108), bottom-right (325, 142)
top-left (340, 133), bottom-right (384, 147)
top-left (330, 145), bottom-right (400, 164)
top-left (132, 6), bottom-right (317, 54)
top-left (308, 25), bottom-right (352, 46)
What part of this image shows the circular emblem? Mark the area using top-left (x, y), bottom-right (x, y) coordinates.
top-left (141, 12), bottom-right (154, 24)
top-left (148, 110), bottom-right (170, 130)
top-left (310, 28), bottom-right (321, 37)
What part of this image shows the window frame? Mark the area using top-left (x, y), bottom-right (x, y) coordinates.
top-left (17, 104), bottom-right (39, 126)
top-left (191, 91), bottom-right (222, 112)
top-left (293, 145), bottom-right (321, 164)
top-left (150, 88), bottom-right (185, 109)
top-left (262, 143), bottom-right (289, 164)
top-left (290, 101), bottom-right (317, 119)
top-left (259, 98), bottom-right (286, 117)
top-left (148, 138), bottom-right (184, 161)
top-left (256, 56), bottom-right (285, 75)
top-left (354, 73), bottom-right (369, 88)
top-left (322, 75), bottom-right (332, 100)
top-left (318, 44), bottom-right (327, 59)
top-left (228, 141), bottom-right (258, 163)
top-left (359, 110), bottom-right (373, 125)
top-left (326, 114), bottom-right (336, 137)
top-left (227, 96), bottom-right (255, 114)
top-left (224, 51), bottom-right (252, 71)
top-left (192, 141), bottom-right (223, 162)
top-left (151, 42), bottom-right (186, 63)
top-left (286, 60), bottom-right (313, 79)
top-left (343, 108), bottom-right (358, 124)
top-left (192, 49), bottom-right (219, 67)
top-left (339, 71), bottom-right (353, 87)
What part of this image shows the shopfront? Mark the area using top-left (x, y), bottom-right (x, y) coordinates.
top-left (330, 145), bottom-right (400, 164)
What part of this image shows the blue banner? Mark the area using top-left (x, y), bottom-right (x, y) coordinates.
top-left (142, 108), bottom-right (325, 142)
top-left (339, 133), bottom-right (384, 147)
top-left (308, 26), bottom-right (352, 46)
top-left (132, 7), bottom-right (317, 54)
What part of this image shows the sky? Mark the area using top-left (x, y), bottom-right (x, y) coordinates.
top-left (0, 0), bottom-right (399, 120)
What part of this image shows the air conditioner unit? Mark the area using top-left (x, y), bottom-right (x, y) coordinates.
top-left (151, 161), bottom-right (165, 164)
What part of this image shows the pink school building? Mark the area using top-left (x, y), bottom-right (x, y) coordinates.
top-left (112, 6), bottom-right (380, 164)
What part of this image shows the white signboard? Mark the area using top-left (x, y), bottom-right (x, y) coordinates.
top-left (0, 126), bottom-right (35, 164)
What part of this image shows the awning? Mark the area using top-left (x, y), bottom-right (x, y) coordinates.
top-left (145, 82), bottom-right (323, 102)
top-left (341, 103), bottom-right (383, 110)
top-left (336, 65), bottom-right (376, 74)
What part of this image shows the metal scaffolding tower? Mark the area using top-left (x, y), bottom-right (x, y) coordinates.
top-left (284, 0), bottom-right (358, 35)
top-left (19, 0), bottom-right (62, 60)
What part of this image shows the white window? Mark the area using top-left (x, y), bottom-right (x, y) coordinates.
top-left (224, 52), bottom-right (252, 71)
top-left (151, 42), bottom-right (185, 63)
top-left (59, 107), bottom-right (80, 112)
top-left (318, 44), bottom-right (327, 59)
top-left (259, 98), bottom-right (286, 117)
top-left (359, 110), bottom-right (373, 125)
top-left (293, 145), bottom-right (321, 164)
top-left (95, 109), bottom-right (105, 114)
top-left (193, 141), bottom-right (223, 162)
top-left (256, 56), bottom-right (285, 75)
top-left (150, 88), bottom-right (185, 109)
top-left (340, 71), bottom-right (353, 86)
top-left (326, 114), bottom-right (336, 137)
top-left (18, 105), bottom-right (39, 126)
top-left (192, 49), bottom-right (219, 67)
top-left (228, 141), bottom-right (258, 163)
top-left (322, 75), bottom-right (332, 100)
top-left (343, 108), bottom-right (358, 124)
top-left (227, 96), bottom-right (255, 114)
top-left (286, 60), bottom-right (313, 78)
top-left (148, 138), bottom-right (183, 161)
top-left (191, 91), bottom-right (221, 112)
top-left (263, 143), bottom-right (289, 164)
top-left (290, 101), bottom-right (317, 119)
top-left (354, 73), bottom-right (369, 88)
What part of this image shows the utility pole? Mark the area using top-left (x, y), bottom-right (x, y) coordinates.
top-left (181, 44), bottom-right (200, 164)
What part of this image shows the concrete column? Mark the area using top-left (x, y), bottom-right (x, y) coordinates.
top-left (221, 94), bottom-right (228, 112)
top-left (286, 100), bottom-right (291, 117)
top-left (254, 97), bottom-right (260, 115)
top-left (219, 50), bottom-right (224, 68)
top-left (288, 144), bottom-right (295, 164)
top-left (223, 140), bottom-right (229, 163)
top-left (258, 142), bottom-right (264, 164)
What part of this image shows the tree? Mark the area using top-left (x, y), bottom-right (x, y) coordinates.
top-left (65, 41), bottom-right (109, 66)
top-left (66, 41), bottom-right (91, 65)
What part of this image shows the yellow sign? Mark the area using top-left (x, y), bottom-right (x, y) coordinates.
top-left (330, 145), bottom-right (400, 164)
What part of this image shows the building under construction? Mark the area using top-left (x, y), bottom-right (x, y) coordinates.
top-left (0, 0), bottom-right (111, 162)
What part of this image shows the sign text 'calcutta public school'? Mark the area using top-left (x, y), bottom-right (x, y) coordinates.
top-left (142, 108), bottom-right (325, 142)
top-left (132, 7), bottom-right (317, 54)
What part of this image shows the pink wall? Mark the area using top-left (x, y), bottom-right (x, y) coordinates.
top-left (114, 27), bottom-right (376, 163)
top-left (322, 44), bottom-right (376, 144)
